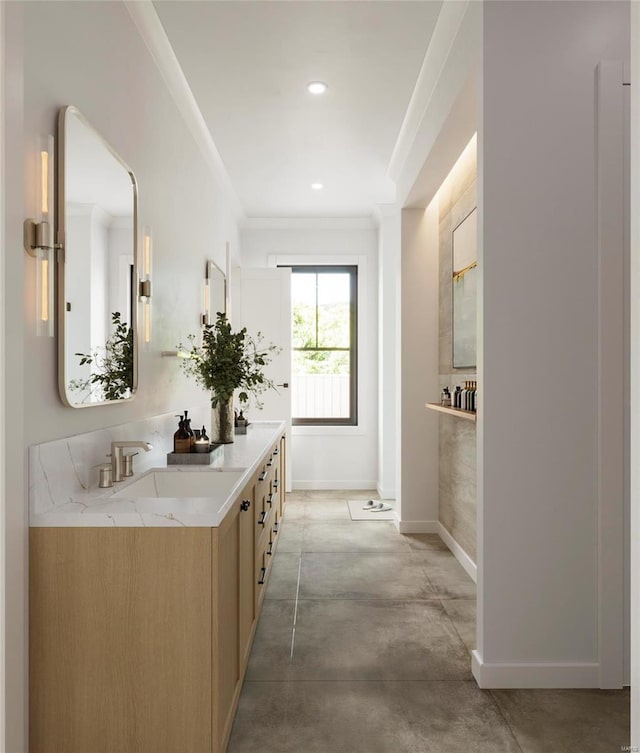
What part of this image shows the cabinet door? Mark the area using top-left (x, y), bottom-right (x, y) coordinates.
top-left (30, 528), bottom-right (212, 753)
top-left (214, 510), bottom-right (240, 752)
top-left (279, 434), bottom-right (287, 512)
top-left (238, 485), bottom-right (256, 670)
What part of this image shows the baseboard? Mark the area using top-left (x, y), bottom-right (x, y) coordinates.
top-left (472, 650), bottom-right (600, 688)
top-left (292, 480), bottom-right (378, 491)
top-left (437, 523), bottom-right (477, 583)
top-left (393, 517), bottom-right (440, 534)
top-left (376, 484), bottom-right (396, 500)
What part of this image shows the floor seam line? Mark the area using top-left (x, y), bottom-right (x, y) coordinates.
top-left (486, 690), bottom-right (527, 753)
top-left (289, 555), bottom-right (303, 663)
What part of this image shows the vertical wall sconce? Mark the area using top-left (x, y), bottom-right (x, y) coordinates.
top-left (202, 263), bottom-right (211, 326)
top-left (24, 135), bottom-right (56, 337)
top-left (139, 227), bottom-right (152, 345)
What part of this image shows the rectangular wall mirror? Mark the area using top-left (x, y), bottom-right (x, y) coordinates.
top-left (57, 106), bottom-right (138, 407)
top-left (452, 207), bottom-right (478, 369)
top-left (207, 260), bottom-right (227, 321)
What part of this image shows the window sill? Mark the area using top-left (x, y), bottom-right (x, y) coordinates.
top-left (292, 425), bottom-right (364, 437)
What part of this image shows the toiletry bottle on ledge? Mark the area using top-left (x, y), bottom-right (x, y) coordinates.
top-left (184, 410), bottom-right (195, 451)
top-left (174, 415), bottom-right (191, 454)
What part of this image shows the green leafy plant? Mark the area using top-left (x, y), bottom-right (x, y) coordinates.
top-left (178, 313), bottom-right (280, 409)
top-left (69, 312), bottom-right (134, 402)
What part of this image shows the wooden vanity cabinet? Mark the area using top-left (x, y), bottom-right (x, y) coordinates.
top-left (30, 527), bottom-right (213, 753)
top-left (214, 478), bottom-right (260, 752)
top-left (30, 436), bottom-right (285, 753)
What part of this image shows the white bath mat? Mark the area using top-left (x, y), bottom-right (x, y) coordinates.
top-left (347, 499), bottom-right (396, 521)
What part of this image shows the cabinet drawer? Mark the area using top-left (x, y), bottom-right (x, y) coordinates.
top-left (255, 443), bottom-right (279, 486)
top-left (271, 507), bottom-right (281, 555)
top-left (255, 491), bottom-right (275, 553)
top-left (255, 549), bottom-right (269, 609)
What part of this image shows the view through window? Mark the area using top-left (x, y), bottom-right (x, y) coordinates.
top-left (289, 266), bottom-right (357, 425)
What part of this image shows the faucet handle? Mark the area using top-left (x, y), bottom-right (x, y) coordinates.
top-left (122, 453), bottom-right (139, 478)
top-left (96, 464), bottom-right (113, 489)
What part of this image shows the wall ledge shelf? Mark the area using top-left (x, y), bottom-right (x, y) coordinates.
top-left (425, 403), bottom-right (477, 423)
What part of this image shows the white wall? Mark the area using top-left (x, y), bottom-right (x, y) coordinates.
top-left (2, 6), bottom-right (25, 750)
top-left (65, 206), bottom-right (93, 387)
top-left (377, 207), bottom-right (400, 500)
top-left (5, 2), bottom-right (240, 748)
top-left (240, 222), bottom-right (378, 489)
top-left (108, 220), bottom-right (135, 325)
top-left (89, 206), bottom-right (109, 361)
top-left (399, 204), bottom-right (439, 530)
top-left (476, 0), bottom-right (629, 688)
top-left (630, 0), bottom-right (640, 741)
top-left (21, 0), bottom-right (239, 442)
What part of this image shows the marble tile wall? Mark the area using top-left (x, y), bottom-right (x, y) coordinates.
top-left (439, 412), bottom-right (477, 561)
top-left (29, 405), bottom-right (211, 516)
top-left (438, 145), bottom-right (477, 562)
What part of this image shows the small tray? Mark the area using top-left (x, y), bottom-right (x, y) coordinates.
top-left (166, 444), bottom-right (223, 465)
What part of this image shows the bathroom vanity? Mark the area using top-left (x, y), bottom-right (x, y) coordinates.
top-left (29, 421), bottom-right (286, 753)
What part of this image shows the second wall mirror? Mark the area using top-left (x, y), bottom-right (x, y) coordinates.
top-left (57, 106), bottom-right (139, 407)
top-left (452, 207), bottom-right (478, 369)
top-left (205, 260), bottom-right (227, 324)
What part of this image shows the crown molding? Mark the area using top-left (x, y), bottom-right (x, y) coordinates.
top-left (124, 0), bottom-right (245, 221)
top-left (387, 1), bottom-right (470, 184)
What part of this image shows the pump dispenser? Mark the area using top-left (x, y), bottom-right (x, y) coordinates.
top-left (174, 415), bottom-right (191, 454)
top-left (183, 410), bottom-right (196, 451)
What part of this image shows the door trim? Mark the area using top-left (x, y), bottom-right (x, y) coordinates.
top-left (595, 60), bottom-right (628, 689)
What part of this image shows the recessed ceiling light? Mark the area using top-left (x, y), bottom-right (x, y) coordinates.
top-left (311, 183), bottom-right (324, 190)
top-left (307, 81), bottom-right (328, 95)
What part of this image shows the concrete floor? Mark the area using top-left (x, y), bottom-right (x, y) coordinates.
top-left (228, 491), bottom-right (629, 753)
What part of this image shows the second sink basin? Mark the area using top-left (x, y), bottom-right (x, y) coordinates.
top-left (111, 469), bottom-right (245, 499)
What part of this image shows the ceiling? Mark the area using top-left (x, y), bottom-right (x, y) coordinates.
top-left (154, 1), bottom-right (443, 218)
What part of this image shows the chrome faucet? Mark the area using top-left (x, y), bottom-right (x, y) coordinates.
top-left (110, 441), bottom-right (153, 482)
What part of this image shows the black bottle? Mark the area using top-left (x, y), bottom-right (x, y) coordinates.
top-left (174, 415), bottom-right (191, 454)
top-left (183, 410), bottom-right (195, 452)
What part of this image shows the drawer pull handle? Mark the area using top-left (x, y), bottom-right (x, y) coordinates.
top-left (267, 542), bottom-right (273, 556)
top-left (258, 510), bottom-right (267, 526)
top-left (240, 500), bottom-right (251, 512)
top-left (273, 522), bottom-right (279, 535)
top-left (266, 494), bottom-right (273, 507)
top-left (273, 480), bottom-right (279, 490)
top-left (258, 471), bottom-right (267, 482)
top-left (273, 448), bottom-right (279, 455)
top-left (258, 567), bottom-right (267, 585)
top-left (266, 459), bottom-right (273, 467)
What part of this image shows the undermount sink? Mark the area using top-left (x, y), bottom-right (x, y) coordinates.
top-left (111, 469), bottom-right (245, 499)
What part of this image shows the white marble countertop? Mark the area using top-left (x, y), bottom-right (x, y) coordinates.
top-left (29, 421), bottom-right (285, 528)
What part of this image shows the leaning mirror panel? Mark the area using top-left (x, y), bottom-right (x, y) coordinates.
top-left (58, 106), bottom-right (138, 407)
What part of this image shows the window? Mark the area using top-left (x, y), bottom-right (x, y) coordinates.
top-left (288, 265), bottom-right (357, 426)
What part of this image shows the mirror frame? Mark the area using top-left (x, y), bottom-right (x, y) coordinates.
top-left (56, 105), bottom-right (139, 408)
